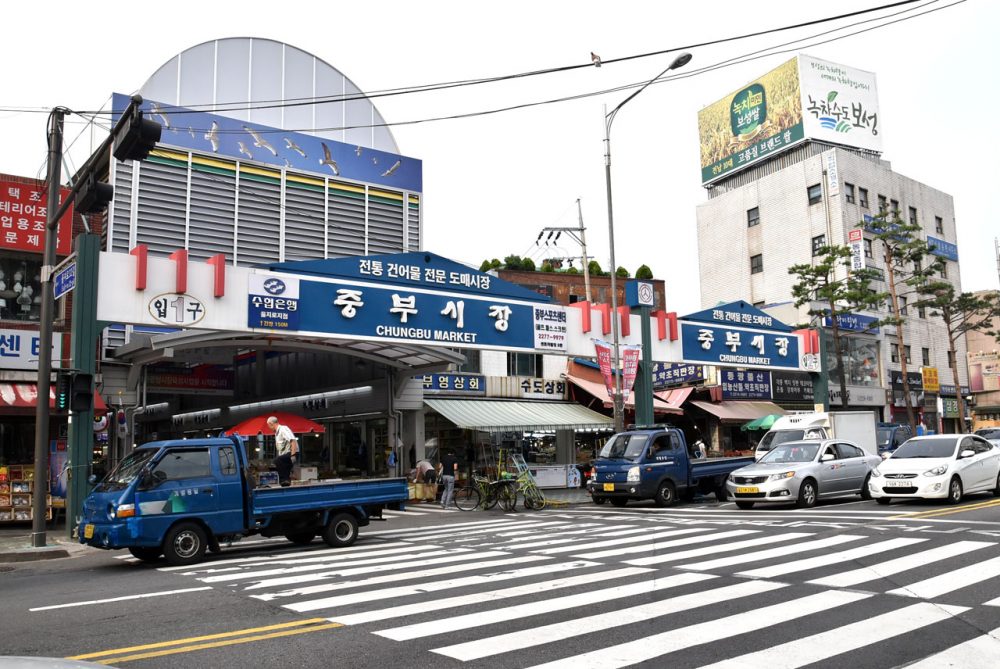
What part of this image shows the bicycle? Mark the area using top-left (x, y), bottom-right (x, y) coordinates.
top-left (511, 471), bottom-right (546, 511)
top-left (455, 475), bottom-right (517, 511)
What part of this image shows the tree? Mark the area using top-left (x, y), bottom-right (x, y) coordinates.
top-left (521, 257), bottom-right (536, 272)
top-left (615, 266), bottom-right (630, 278)
top-left (479, 260), bottom-right (493, 272)
top-left (490, 258), bottom-right (501, 270)
top-left (503, 254), bottom-right (525, 270)
top-left (565, 266), bottom-right (579, 274)
top-left (635, 264), bottom-right (654, 280)
top-left (588, 260), bottom-right (605, 277)
top-left (862, 207), bottom-right (945, 432)
top-left (914, 286), bottom-right (1000, 432)
top-left (540, 261), bottom-right (555, 273)
top-left (789, 245), bottom-right (882, 409)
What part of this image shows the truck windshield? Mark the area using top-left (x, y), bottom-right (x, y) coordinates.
top-left (759, 430), bottom-right (806, 452)
top-left (760, 443), bottom-right (819, 463)
top-left (599, 434), bottom-right (649, 461)
top-left (94, 448), bottom-right (157, 492)
top-left (876, 427), bottom-right (893, 448)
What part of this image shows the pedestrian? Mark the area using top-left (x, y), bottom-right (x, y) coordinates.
top-left (438, 449), bottom-right (458, 509)
top-left (415, 458), bottom-right (436, 484)
top-left (268, 416), bottom-right (299, 487)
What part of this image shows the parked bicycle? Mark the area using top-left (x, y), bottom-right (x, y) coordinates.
top-left (455, 474), bottom-right (516, 511)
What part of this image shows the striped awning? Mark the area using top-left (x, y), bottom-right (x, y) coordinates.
top-left (0, 383), bottom-right (108, 413)
top-left (424, 398), bottom-right (613, 432)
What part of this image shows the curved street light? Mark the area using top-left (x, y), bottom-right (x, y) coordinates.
top-left (603, 52), bottom-right (692, 432)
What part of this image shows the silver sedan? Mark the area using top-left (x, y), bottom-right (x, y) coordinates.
top-left (726, 439), bottom-right (882, 509)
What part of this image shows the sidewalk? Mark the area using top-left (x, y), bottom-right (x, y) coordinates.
top-left (0, 522), bottom-right (86, 563)
top-left (539, 486), bottom-right (593, 506)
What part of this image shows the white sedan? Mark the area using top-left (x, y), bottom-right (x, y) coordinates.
top-left (869, 434), bottom-right (1000, 504)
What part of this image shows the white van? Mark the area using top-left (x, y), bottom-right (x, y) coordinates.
top-left (755, 411), bottom-right (878, 460)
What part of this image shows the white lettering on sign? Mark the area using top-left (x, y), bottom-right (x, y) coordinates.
top-left (148, 294), bottom-right (207, 326)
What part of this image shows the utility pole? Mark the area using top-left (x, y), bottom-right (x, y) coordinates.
top-left (536, 202), bottom-right (594, 302)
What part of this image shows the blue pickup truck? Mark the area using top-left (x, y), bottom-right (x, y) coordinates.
top-left (79, 436), bottom-right (407, 565)
top-left (587, 426), bottom-right (754, 507)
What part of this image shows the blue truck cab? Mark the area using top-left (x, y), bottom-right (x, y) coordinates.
top-left (587, 426), bottom-right (754, 507)
top-left (80, 435), bottom-right (407, 565)
top-left (876, 422), bottom-right (913, 455)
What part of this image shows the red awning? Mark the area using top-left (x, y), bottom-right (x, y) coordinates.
top-left (0, 383), bottom-right (108, 413)
top-left (654, 387), bottom-right (694, 411)
top-left (688, 400), bottom-right (786, 422)
top-left (225, 411), bottom-right (326, 436)
top-left (565, 374), bottom-right (684, 415)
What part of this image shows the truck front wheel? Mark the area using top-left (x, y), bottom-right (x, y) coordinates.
top-left (323, 512), bottom-right (358, 548)
top-left (654, 481), bottom-right (676, 508)
top-left (163, 522), bottom-right (208, 566)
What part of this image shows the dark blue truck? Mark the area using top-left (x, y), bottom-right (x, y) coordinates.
top-left (587, 426), bottom-right (754, 507)
top-left (79, 436), bottom-right (407, 565)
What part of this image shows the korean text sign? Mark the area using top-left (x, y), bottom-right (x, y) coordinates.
top-left (0, 179), bottom-right (73, 255)
top-left (721, 369), bottom-right (772, 400)
top-left (680, 322), bottom-right (802, 370)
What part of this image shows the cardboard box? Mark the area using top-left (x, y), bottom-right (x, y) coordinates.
top-left (415, 483), bottom-right (438, 501)
top-left (294, 466), bottom-right (318, 481)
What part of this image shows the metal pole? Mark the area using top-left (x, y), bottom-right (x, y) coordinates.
top-left (31, 109), bottom-right (65, 547)
top-left (576, 199), bottom-right (593, 302)
top-left (604, 106), bottom-right (625, 433)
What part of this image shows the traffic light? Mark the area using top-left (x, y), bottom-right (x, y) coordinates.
top-left (70, 373), bottom-right (94, 413)
top-left (74, 173), bottom-right (114, 214)
top-left (55, 370), bottom-right (73, 412)
top-left (113, 107), bottom-right (161, 162)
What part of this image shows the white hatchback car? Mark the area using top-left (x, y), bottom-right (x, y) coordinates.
top-left (869, 435), bottom-right (1000, 504)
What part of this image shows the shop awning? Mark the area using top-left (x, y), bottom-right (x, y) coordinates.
top-left (688, 400), bottom-right (786, 422)
top-left (0, 383), bottom-right (108, 413)
top-left (565, 374), bottom-right (684, 415)
top-left (654, 387), bottom-right (694, 411)
top-left (424, 398), bottom-right (613, 431)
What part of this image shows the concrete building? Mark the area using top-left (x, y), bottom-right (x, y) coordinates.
top-left (967, 289), bottom-right (1000, 431)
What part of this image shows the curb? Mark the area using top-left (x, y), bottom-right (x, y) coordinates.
top-left (0, 548), bottom-right (72, 563)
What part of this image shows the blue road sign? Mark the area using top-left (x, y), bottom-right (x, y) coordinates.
top-left (53, 262), bottom-right (76, 300)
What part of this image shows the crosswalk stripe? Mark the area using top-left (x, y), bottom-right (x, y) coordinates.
top-left (533, 527), bottom-right (711, 555)
top-left (737, 537), bottom-right (927, 579)
top-left (288, 558), bottom-right (598, 613)
top-left (808, 540), bottom-right (995, 588)
top-left (985, 596), bottom-right (1000, 606)
top-left (489, 523), bottom-right (577, 538)
top-left (472, 524), bottom-right (606, 547)
top-left (222, 543), bottom-right (447, 568)
top-left (159, 540), bottom-right (414, 573)
top-left (888, 554), bottom-right (1000, 599)
top-left (331, 566), bottom-right (653, 626)
top-left (380, 571), bottom-right (716, 642)
top-left (679, 534), bottom-right (866, 571)
top-left (505, 526), bottom-right (649, 550)
top-left (431, 579), bottom-right (789, 661)
top-left (624, 532), bottom-right (813, 566)
top-left (902, 625), bottom-right (1000, 668)
top-left (581, 529), bottom-right (760, 559)
top-left (251, 555), bottom-right (556, 601)
top-left (695, 601), bottom-right (968, 669)
top-left (361, 518), bottom-right (524, 537)
top-left (403, 520), bottom-right (565, 542)
top-left (382, 510), bottom-right (427, 516)
top-left (522, 589), bottom-right (871, 669)
top-left (406, 505), bottom-right (456, 514)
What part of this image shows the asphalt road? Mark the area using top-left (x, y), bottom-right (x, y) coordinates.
top-left (3, 494), bottom-right (1000, 668)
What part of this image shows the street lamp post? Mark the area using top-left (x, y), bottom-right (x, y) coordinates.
top-left (603, 52), bottom-right (692, 433)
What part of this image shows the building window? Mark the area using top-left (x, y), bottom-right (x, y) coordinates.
top-left (753, 301), bottom-right (765, 308)
top-left (877, 194), bottom-right (887, 214)
top-left (0, 251), bottom-right (44, 322)
top-left (750, 254), bottom-right (763, 274)
top-left (863, 238), bottom-right (873, 259)
top-left (455, 348), bottom-right (481, 373)
top-left (747, 207), bottom-right (760, 227)
top-left (922, 348), bottom-right (930, 366)
top-left (935, 216), bottom-right (944, 234)
top-left (859, 188), bottom-right (869, 209)
top-left (940, 262), bottom-right (948, 278)
top-left (845, 183), bottom-right (855, 204)
top-left (890, 343), bottom-right (899, 364)
top-left (899, 296), bottom-right (907, 316)
top-left (811, 234), bottom-right (826, 256)
top-left (948, 350), bottom-right (955, 369)
top-left (807, 184), bottom-right (823, 205)
top-left (507, 352), bottom-right (542, 377)
top-left (909, 207), bottom-right (918, 226)
top-left (918, 304), bottom-right (926, 319)
top-left (890, 199), bottom-right (899, 216)
top-left (903, 345), bottom-right (911, 364)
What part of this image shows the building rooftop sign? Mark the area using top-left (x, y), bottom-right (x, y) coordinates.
top-left (678, 300), bottom-right (806, 371)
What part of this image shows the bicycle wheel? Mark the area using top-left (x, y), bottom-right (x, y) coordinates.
top-left (454, 486), bottom-right (481, 511)
top-left (524, 486), bottom-right (546, 511)
top-left (497, 482), bottom-right (518, 512)
top-left (482, 483), bottom-right (500, 510)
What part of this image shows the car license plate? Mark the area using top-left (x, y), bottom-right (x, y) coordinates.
top-left (603, 483), bottom-right (615, 492)
top-left (884, 479), bottom-right (911, 487)
top-left (83, 524), bottom-right (95, 539)
top-left (735, 486), bottom-right (759, 494)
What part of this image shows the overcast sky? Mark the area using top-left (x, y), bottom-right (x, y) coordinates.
top-left (1, 0), bottom-right (994, 315)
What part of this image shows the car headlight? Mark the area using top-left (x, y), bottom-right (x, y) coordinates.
top-left (626, 466), bottom-right (641, 483)
top-left (923, 465), bottom-right (949, 477)
top-left (728, 473), bottom-right (735, 482)
top-left (767, 471), bottom-right (794, 482)
top-left (870, 467), bottom-right (882, 478)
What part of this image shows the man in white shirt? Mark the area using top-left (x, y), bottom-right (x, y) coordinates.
top-left (268, 416), bottom-right (299, 487)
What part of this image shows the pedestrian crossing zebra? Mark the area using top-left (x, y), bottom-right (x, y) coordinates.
top-left (158, 516), bottom-right (1000, 667)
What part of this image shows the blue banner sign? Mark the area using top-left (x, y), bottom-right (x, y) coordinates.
top-left (927, 235), bottom-right (959, 262)
top-left (721, 369), bottom-right (772, 400)
top-left (421, 373), bottom-right (486, 395)
top-left (651, 362), bottom-right (704, 389)
top-left (682, 300), bottom-right (792, 332)
top-left (822, 312), bottom-right (879, 334)
top-left (680, 322), bottom-right (801, 370)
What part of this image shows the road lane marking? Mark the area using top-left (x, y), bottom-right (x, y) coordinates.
top-left (30, 587), bottom-right (213, 612)
top-left (532, 527), bottom-right (711, 555)
top-left (679, 535), bottom-right (866, 571)
top-left (809, 540), bottom-right (995, 588)
top-left (893, 497), bottom-right (1000, 519)
top-left (67, 618), bottom-right (336, 661)
top-left (737, 537), bottom-right (927, 579)
top-left (625, 532), bottom-right (813, 567)
top-left (902, 625), bottom-right (1000, 668)
top-left (888, 553), bottom-right (1000, 599)
top-left (581, 529), bottom-right (759, 560)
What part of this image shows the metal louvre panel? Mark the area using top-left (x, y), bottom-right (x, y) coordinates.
top-left (284, 181), bottom-right (326, 261)
top-left (189, 169), bottom-right (236, 262)
top-left (327, 185), bottom-right (366, 258)
top-left (134, 160), bottom-right (188, 256)
top-left (236, 174), bottom-right (281, 265)
top-left (367, 194), bottom-right (404, 254)
top-left (109, 161), bottom-right (133, 253)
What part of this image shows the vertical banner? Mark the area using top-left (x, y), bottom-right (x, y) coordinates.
top-left (621, 345), bottom-right (642, 403)
top-left (593, 339), bottom-right (615, 397)
top-left (848, 228), bottom-right (864, 272)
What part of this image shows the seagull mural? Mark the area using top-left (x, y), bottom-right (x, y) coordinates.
top-left (150, 102), bottom-right (172, 129)
top-left (243, 126), bottom-right (278, 156)
top-left (237, 141), bottom-right (253, 160)
top-left (355, 146), bottom-right (363, 157)
top-left (187, 126), bottom-right (196, 138)
top-left (319, 142), bottom-right (340, 176)
top-left (204, 121), bottom-right (220, 152)
top-left (381, 159), bottom-right (402, 177)
top-left (284, 137), bottom-right (307, 158)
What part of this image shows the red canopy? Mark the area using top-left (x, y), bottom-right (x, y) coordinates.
top-left (225, 411), bottom-right (325, 436)
top-left (0, 383), bottom-right (108, 414)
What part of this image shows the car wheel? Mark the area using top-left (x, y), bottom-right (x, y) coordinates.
top-left (592, 496), bottom-right (607, 505)
top-left (947, 476), bottom-right (963, 505)
top-left (322, 512), bottom-right (358, 548)
top-left (796, 479), bottom-right (818, 509)
top-left (609, 498), bottom-right (628, 508)
top-left (128, 546), bottom-right (161, 562)
top-left (715, 486), bottom-right (729, 502)
top-left (993, 472), bottom-right (1000, 497)
top-left (876, 497), bottom-right (892, 505)
top-left (860, 473), bottom-right (872, 500)
top-left (163, 522), bottom-right (208, 566)
top-left (735, 501), bottom-right (754, 510)
top-left (654, 481), bottom-right (676, 508)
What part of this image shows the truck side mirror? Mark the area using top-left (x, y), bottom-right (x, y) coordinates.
top-left (87, 474), bottom-right (97, 485)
